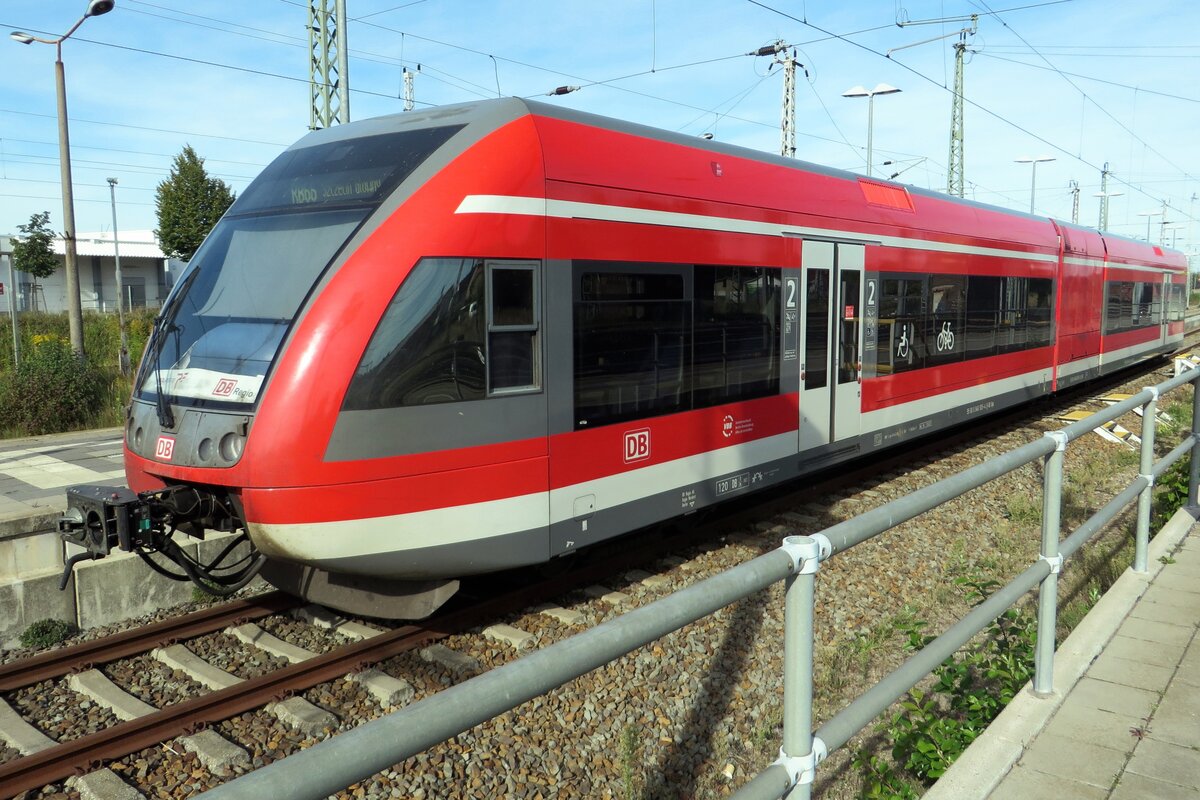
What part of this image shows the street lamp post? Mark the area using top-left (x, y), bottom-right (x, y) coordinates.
top-left (106, 178), bottom-right (129, 375)
top-left (842, 83), bottom-right (902, 178)
top-left (1138, 210), bottom-right (1163, 243)
top-left (10, 0), bottom-right (116, 360)
top-left (1014, 156), bottom-right (1055, 215)
top-left (1093, 190), bottom-right (1122, 231)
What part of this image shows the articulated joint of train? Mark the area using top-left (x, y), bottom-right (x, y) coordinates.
top-left (56, 484), bottom-right (266, 597)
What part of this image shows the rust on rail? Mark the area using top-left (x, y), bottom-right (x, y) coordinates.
top-left (0, 591), bottom-right (299, 691)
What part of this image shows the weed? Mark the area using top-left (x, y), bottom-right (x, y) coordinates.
top-left (752, 708), bottom-right (783, 748)
top-left (1157, 399), bottom-right (1192, 444)
top-left (1153, 456), bottom-right (1190, 530)
top-left (851, 750), bottom-right (920, 800)
top-left (19, 618), bottom-right (77, 649)
top-left (191, 585), bottom-right (223, 604)
top-left (1004, 493), bottom-right (1041, 527)
top-left (619, 724), bottom-right (643, 800)
top-left (1159, 554), bottom-right (1177, 565)
top-left (857, 578), bottom-right (1037, 794)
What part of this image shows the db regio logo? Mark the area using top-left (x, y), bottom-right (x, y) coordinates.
top-left (623, 429), bottom-right (651, 463)
top-left (213, 378), bottom-right (238, 397)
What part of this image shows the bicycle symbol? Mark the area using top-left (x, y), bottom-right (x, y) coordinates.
top-left (896, 324), bottom-right (910, 359)
top-left (937, 321), bottom-right (955, 352)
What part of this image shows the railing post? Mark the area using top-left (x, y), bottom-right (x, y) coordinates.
top-left (1190, 372), bottom-right (1200, 507)
top-left (1034, 430), bottom-right (1067, 695)
top-left (1134, 387), bottom-right (1159, 572)
top-left (777, 535), bottom-right (829, 799)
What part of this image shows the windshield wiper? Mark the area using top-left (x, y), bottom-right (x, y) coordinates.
top-left (144, 267), bottom-right (202, 430)
top-left (149, 318), bottom-right (176, 429)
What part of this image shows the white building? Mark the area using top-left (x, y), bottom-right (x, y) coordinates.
top-left (0, 230), bottom-right (185, 314)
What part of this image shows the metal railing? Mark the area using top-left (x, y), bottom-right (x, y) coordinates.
top-left (197, 362), bottom-right (1200, 800)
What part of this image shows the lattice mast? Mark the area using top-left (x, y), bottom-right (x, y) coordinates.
top-left (889, 13), bottom-right (977, 196)
top-left (753, 42), bottom-right (802, 158)
top-left (308, 0), bottom-right (350, 129)
top-left (947, 31), bottom-right (968, 197)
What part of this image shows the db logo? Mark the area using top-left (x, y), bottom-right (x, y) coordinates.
top-left (213, 378), bottom-right (237, 397)
top-left (155, 436), bottom-right (176, 461)
top-left (623, 428), bottom-right (651, 463)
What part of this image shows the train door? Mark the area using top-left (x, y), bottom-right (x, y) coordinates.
top-left (1161, 273), bottom-right (1171, 345)
top-left (798, 241), bottom-right (864, 451)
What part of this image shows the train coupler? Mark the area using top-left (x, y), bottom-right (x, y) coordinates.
top-left (57, 483), bottom-right (265, 597)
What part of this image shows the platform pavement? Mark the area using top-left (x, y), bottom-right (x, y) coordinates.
top-left (0, 427), bottom-right (125, 522)
top-left (926, 509), bottom-right (1200, 800)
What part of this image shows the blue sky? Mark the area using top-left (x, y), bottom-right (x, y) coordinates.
top-left (2, 1), bottom-right (1197, 259)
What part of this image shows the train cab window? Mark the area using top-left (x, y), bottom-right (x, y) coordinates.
top-left (344, 258), bottom-right (486, 409)
top-left (487, 263), bottom-right (540, 392)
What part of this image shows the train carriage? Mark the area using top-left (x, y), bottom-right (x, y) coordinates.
top-left (59, 98), bottom-right (1187, 617)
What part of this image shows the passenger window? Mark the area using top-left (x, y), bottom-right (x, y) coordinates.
top-left (694, 266), bottom-right (780, 407)
top-left (965, 275), bottom-right (1001, 360)
top-left (875, 275), bottom-right (925, 374)
top-left (487, 263), bottom-right (539, 392)
top-left (1026, 278), bottom-right (1053, 348)
top-left (927, 275), bottom-right (966, 366)
top-left (574, 269), bottom-right (690, 429)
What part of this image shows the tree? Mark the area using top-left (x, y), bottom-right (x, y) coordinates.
top-left (154, 145), bottom-right (236, 262)
top-left (11, 211), bottom-right (58, 279)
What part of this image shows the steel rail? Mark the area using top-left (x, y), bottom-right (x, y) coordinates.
top-left (0, 529), bottom-right (694, 797)
top-left (0, 591), bottom-right (300, 692)
top-left (0, 615), bottom-right (446, 795)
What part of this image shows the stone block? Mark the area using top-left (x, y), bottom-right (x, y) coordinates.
top-left (74, 546), bottom-right (197, 631)
top-left (179, 729), bottom-right (250, 774)
top-left (0, 528), bottom-right (62, 581)
top-left (68, 769), bottom-right (145, 800)
top-left (0, 567), bottom-right (77, 650)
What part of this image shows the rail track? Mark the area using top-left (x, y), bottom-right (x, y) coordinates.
top-left (1, 339), bottom-right (1198, 798)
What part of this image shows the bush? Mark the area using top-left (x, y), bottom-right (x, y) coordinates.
top-left (19, 617), bottom-right (77, 649)
top-left (0, 337), bottom-right (110, 434)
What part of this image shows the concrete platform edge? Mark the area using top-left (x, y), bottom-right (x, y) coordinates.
top-left (0, 510), bottom-right (259, 649)
top-left (923, 505), bottom-right (1198, 800)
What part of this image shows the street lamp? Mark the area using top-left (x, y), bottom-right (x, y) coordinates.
top-left (106, 178), bottom-right (129, 375)
top-left (1138, 210), bottom-right (1163, 243)
top-left (9, 0), bottom-right (116, 359)
top-left (1093, 190), bottom-right (1122, 231)
top-left (842, 83), bottom-right (902, 178)
top-left (1014, 156), bottom-right (1055, 215)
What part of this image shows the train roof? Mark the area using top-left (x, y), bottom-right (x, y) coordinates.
top-left (288, 98), bottom-right (1186, 269)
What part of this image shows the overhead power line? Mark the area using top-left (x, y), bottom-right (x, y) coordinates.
top-left (745, 0), bottom-right (1196, 212)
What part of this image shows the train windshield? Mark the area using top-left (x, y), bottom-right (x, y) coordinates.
top-left (134, 124), bottom-right (464, 411)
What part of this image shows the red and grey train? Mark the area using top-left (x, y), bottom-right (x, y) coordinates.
top-left (59, 98), bottom-right (1187, 617)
